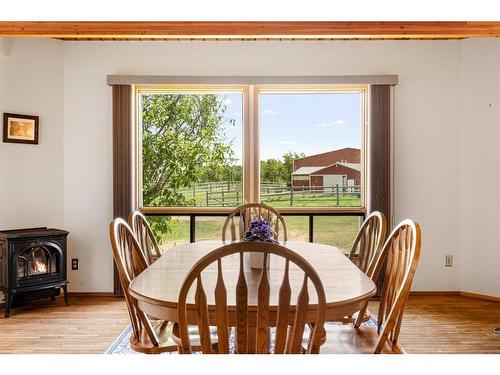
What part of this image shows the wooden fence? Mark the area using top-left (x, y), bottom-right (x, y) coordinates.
top-left (178, 180), bottom-right (286, 198)
top-left (185, 183), bottom-right (361, 207)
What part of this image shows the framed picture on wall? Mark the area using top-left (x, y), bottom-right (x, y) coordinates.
top-left (3, 113), bottom-right (39, 144)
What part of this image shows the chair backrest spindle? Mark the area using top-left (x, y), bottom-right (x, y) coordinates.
top-left (274, 259), bottom-right (291, 354)
top-left (235, 251), bottom-right (249, 353)
top-left (214, 258), bottom-right (230, 354)
top-left (256, 252), bottom-right (271, 353)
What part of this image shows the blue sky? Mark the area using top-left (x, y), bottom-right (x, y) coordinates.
top-left (220, 92), bottom-right (362, 163)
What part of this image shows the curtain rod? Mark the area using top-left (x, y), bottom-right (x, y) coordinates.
top-left (107, 75), bottom-right (398, 86)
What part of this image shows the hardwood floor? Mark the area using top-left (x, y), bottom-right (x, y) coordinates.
top-left (369, 295), bottom-right (500, 354)
top-left (0, 294), bottom-right (498, 354)
top-left (0, 296), bottom-right (129, 354)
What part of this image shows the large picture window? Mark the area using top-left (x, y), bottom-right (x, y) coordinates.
top-left (258, 89), bottom-right (365, 208)
top-left (138, 89), bottom-right (244, 208)
top-left (136, 84), bottom-right (367, 253)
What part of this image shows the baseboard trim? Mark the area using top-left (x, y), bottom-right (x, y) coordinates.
top-left (408, 290), bottom-right (500, 302)
top-left (0, 292), bottom-right (115, 309)
top-left (460, 291), bottom-right (500, 303)
top-left (68, 292), bottom-right (115, 298)
top-left (409, 291), bottom-right (460, 296)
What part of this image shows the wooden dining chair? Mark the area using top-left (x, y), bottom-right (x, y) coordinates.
top-left (110, 218), bottom-right (219, 354)
top-left (128, 210), bottom-right (162, 265)
top-left (221, 203), bottom-right (287, 242)
top-left (109, 218), bottom-right (179, 354)
top-left (348, 211), bottom-right (387, 274)
top-left (322, 219), bottom-right (421, 354)
top-left (343, 211), bottom-right (387, 323)
top-left (176, 241), bottom-right (327, 354)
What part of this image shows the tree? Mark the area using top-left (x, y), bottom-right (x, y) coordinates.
top-left (260, 152), bottom-right (306, 184)
top-left (282, 151), bottom-right (305, 184)
top-left (141, 93), bottom-right (235, 241)
top-left (260, 159), bottom-right (284, 183)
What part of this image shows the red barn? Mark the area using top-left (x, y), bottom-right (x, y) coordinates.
top-left (292, 148), bottom-right (361, 189)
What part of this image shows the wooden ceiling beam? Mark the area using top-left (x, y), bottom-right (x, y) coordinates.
top-left (1, 21), bottom-right (500, 40)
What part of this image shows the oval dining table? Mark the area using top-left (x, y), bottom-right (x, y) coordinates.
top-left (129, 240), bottom-right (376, 352)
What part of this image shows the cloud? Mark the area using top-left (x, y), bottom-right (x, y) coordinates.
top-left (222, 98), bottom-right (232, 106)
top-left (262, 109), bottom-right (278, 115)
top-left (280, 140), bottom-right (295, 145)
top-left (316, 120), bottom-right (347, 128)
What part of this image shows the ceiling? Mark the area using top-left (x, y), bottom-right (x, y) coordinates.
top-left (1, 21), bottom-right (500, 41)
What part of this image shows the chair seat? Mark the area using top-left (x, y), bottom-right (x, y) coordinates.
top-left (171, 322), bottom-right (219, 351)
top-left (130, 321), bottom-right (218, 354)
top-left (319, 325), bottom-right (404, 354)
top-left (130, 320), bottom-right (178, 354)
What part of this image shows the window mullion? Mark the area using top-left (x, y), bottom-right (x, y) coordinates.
top-left (252, 85), bottom-right (260, 204)
top-left (244, 84), bottom-right (260, 204)
top-left (243, 85), bottom-right (251, 205)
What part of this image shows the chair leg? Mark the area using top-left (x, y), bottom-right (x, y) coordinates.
top-left (354, 301), bottom-right (369, 328)
top-left (303, 323), bottom-right (326, 353)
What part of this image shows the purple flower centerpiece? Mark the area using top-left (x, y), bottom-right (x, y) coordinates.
top-left (243, 219), bottom-right (278, 244)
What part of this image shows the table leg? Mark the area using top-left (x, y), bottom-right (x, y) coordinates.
top-left (354, 301), bottom-right (369, 328)
top-left (307, 323), bottom-right (327, 350)
top-left (238, 325), bottom-right (271, 353)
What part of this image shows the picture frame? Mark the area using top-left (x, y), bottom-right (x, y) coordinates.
top-left (2, 113), bottom-right (39, 145)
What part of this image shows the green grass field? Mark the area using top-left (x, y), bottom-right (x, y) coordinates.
top-left (156, 215), bottom-right (360, 254)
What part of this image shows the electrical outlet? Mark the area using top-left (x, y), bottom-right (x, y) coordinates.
top-left (71, 258), bottom-right (79, 270)
top-left (445, 255), bottom-right (453, 267)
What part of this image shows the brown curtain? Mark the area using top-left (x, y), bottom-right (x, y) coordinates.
top-left (368, 84), bottom-right (392, 297)
top-left (112, 85), bottom-right (133, 296)
top-left (368, 84), bottom-right (391, 226)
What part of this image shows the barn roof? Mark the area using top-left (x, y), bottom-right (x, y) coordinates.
top-left (336, 162), bottom-right (361, 172)
top-left (293, 147), bottom-right (360, 163)
top-left (293, 162), bottom-right (361, 176)
top-left (292, 166), bottom-right (325, 175)
top-left (309, 162), bottom-right (362, 175)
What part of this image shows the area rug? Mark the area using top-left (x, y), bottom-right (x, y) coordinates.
top-left (106, 317), bottom-right (378, 354)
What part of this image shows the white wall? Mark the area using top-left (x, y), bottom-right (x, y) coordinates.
top-left (0, 39), bottom-right (64, 230)
top-left (460, 39), bottom-right (500, 297)
top-left (62, 47), bottom-right (115, 292)
top-left (1, 38), bottom-right (497, 296)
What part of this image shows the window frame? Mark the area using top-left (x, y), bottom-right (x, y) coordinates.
top-left (134, 83), bottom-right (368, 216)
top-left (134, 84), bottom-right (249, 213)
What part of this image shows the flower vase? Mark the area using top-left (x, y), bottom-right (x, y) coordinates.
top-left (249, 251), bottom-right (271, 269)
top-left (243, 219), bottom-right (277, 269)
top-left (249, 252), bottom-right (264, 269)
